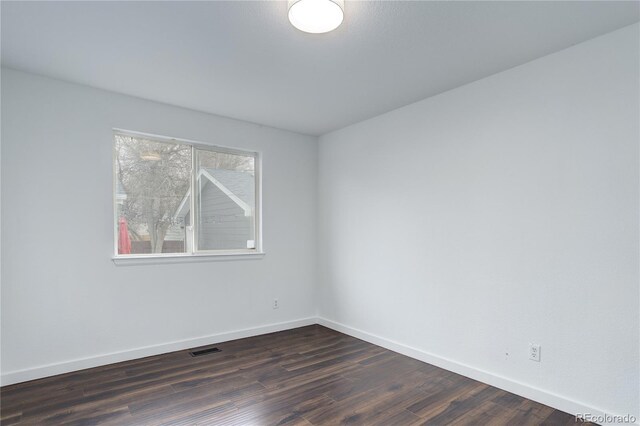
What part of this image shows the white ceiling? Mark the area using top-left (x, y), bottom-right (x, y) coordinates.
top-left (2, 1), bottom-right (638, 136)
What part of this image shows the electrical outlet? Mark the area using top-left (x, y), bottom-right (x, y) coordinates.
top-left (529, 343), bottom-right (541, 362)
top-left (273, 299), bottom-right (279, 309)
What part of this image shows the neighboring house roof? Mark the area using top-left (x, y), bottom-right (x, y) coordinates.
top-left (174, 168), bottom-right (255, 219)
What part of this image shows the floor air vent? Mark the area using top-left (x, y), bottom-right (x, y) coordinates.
top-left (189, 347), bottom-right (221, 357)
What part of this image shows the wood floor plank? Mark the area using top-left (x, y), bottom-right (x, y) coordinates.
top-left (417, 385), bottom-right (501, 424)
top-left (371, 408), bottom-right (424, 426)
top-left (406, 379), bottom-right (487, 418)
top-left (505, 399), bottom-right (557, 425)
top-left (0, 325), bottom-right (580, 425)
top-left (0, 413), bottom-right (22, 426)
top-left (20, 384), bottom-right (174, 425)
top-left (542, 408), bottom-right (586, 426)
top-left (448, 400), bottom-right (514, 426)
top-left (302, 382), bottom-right (427, 424)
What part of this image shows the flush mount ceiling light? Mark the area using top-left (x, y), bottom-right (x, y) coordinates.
top-left (288, 0), bottom-right (344, 34)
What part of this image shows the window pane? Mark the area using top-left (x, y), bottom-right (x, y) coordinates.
top-left (194, 149), bottom-right (256, 251)
top-left (114, 134), bottom-right (191, 254)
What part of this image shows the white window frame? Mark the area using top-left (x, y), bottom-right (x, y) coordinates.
top-left (112, 129), bottom-right (264, 265)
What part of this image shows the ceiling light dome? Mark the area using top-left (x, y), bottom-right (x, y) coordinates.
top-left (288, 0), bottom-right (344, 34)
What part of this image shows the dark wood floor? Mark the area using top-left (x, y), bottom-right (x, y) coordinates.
top-left (1, 325), bottom-right (582, 425)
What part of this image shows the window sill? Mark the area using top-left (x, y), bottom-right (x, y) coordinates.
top-left (112, 252), bottom-right (265, 266)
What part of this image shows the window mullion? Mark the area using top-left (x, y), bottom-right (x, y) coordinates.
top-left (190, 146), bottom-right (197, 254)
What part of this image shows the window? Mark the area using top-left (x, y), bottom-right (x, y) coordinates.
top-left (113, 131), bottom-right (260, 259)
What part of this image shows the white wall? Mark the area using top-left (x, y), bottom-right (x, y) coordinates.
top-left (318, 24), bottom-right (639, 420)
top-left (0, 69), bottom-right (318, 383)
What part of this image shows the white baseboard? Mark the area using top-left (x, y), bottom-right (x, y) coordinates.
top-left (316, 317), bottom-right (638, 426)
top-left (0, 317), bottom-right (316, 386)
